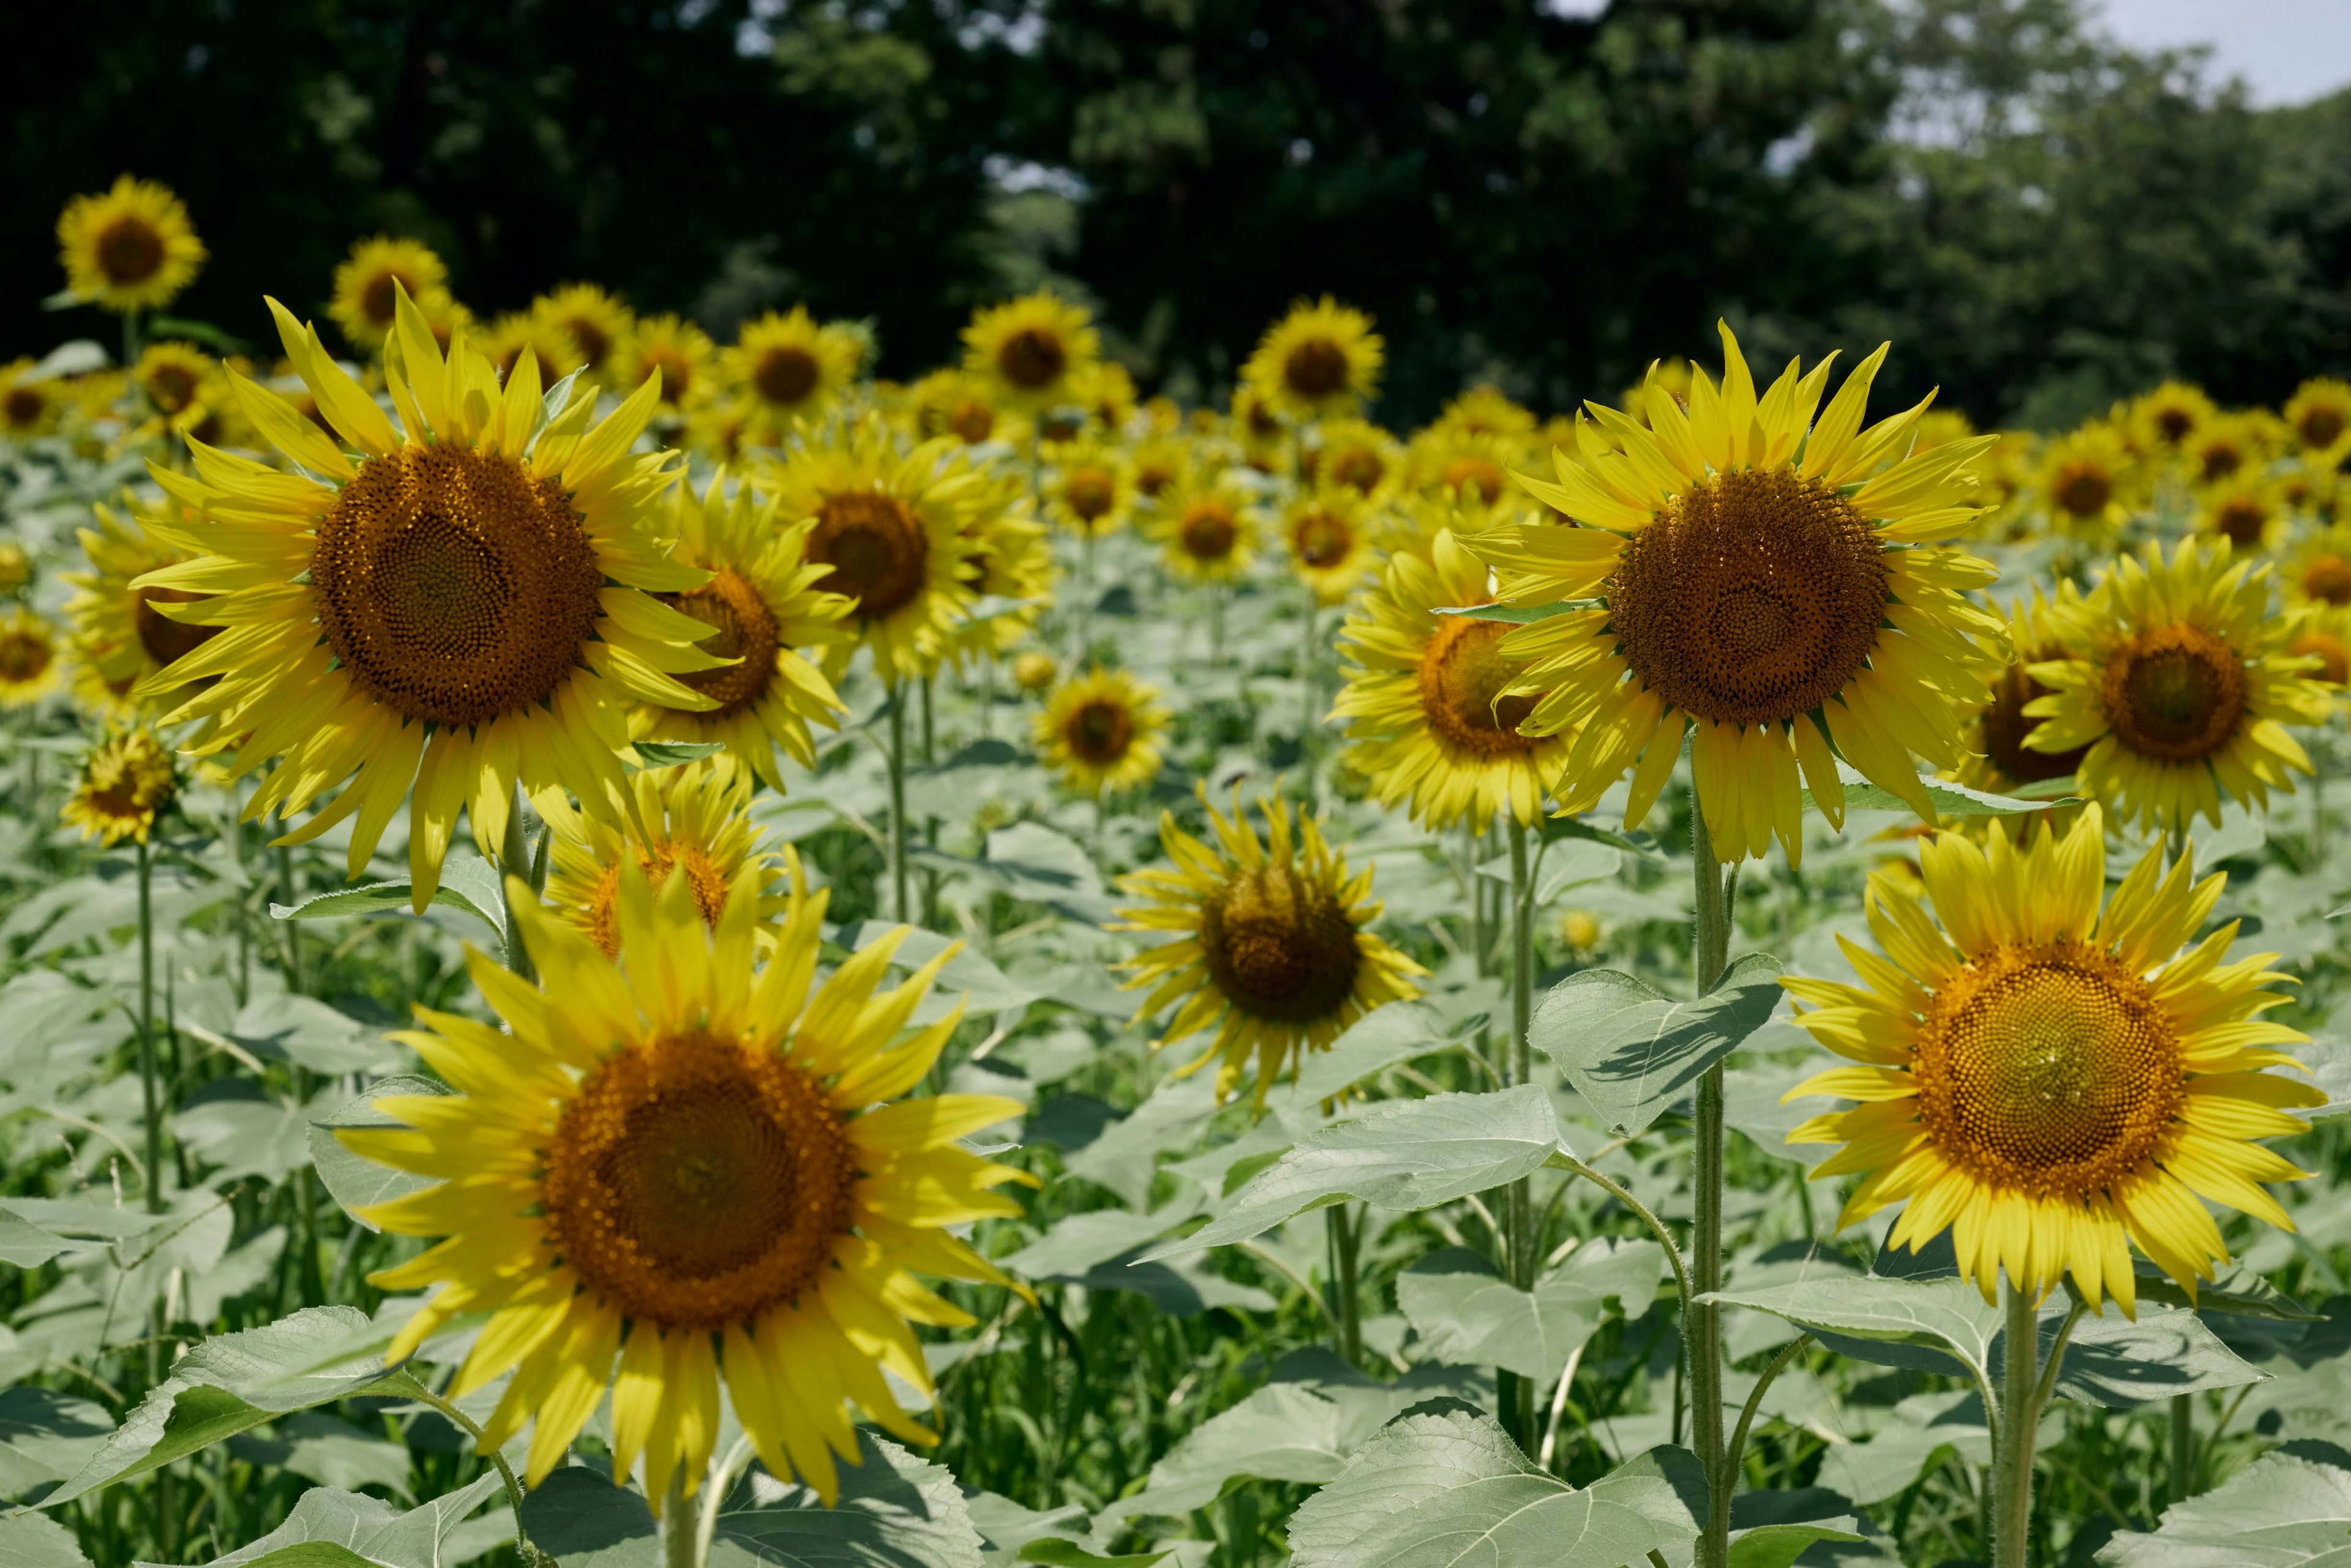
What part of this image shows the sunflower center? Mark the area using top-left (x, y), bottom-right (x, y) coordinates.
top-left (542, 1030), bottom-right (855, 1330)
top-left (643, 348), bottom-right (692, 403)
top-left (1065, 467), bottom-right (1117, 521)
top-left (2214, 497), bottom-right (2267, 547)
top-left (1065, 699), bottom-right (1134, 764)
top-left (565, 318), bottom-right (612, 369)
top-left (3, 387), bottom-right (42, 429)
top-left (2053, 465), bottom-right (2112, 519)
top-left (1610, 468), bottom-right (1888, 729)
top-left (2101, 623), bottom-right (2246, 763)
top-left (0, 629), bottom-right (52, 683)
top-left (583, 846), bottom-right (733, 959)
top-left (1180, 501), bottom-right (1239, 561)
top-left (1137, 461), bottom-right (1176, 497)
top-left (2304, 556), bottom-right (2351, 606)
top-left (147, 366), bottom-right (199, 415)
top-left (1417, 617), bottom-right (1539, 757)
top-left (1332, 449), bottom-right (1385, 493)
top-left (950, 399), bottom-right (996, 444)
top-left (134, 586), bottom-right (219, 669)
top-left (2301, 406), bottom-right (2346, 449)
top-left (2198, 443), bottom-right (2243, 483)
top-left (1294, 510), bottom-right (1352, 568)
top-left (310, 445), bottom-right (604, 729)
top-left (1978, 659), bottom-right (2086, 785)
top-left (2293, 630), bottom-right (2349, 685)
top-left (754, 347), bottom-right (819, 407)
top-left (808, 492), bottom-right (928, 620)
top-left (1199, 865), bottom-right (1364, 1024)
top-left (666, 567), bottom-right (779, 717)
top-left (1914, 941), bottom-right (2181, 1197)
top-left (2154, 407), bottom-right (2195, 444)
top-left (997, 328), bottom-right (1066, 389)
top-left (359, 271), bottom-right (413, 330)
top-left (1283, 338), bottom-right (1351, 399)
top-left (1442, 457), bottom-right (1507, 505)
top-left (96, 217), bottom-right (165, 285)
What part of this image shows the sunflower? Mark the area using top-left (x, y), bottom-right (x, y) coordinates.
top-left (1466, 325), bottom-right (2004, 864)
top-left (1308, 419), bottom-right (1404, 505)
top-left (630, 471), bottom-right (851, 790)
top-left (726, 307), bottom-right (863, 430)
top-left (0, 607), bottom-right (62, 708)
top-left (2287, 523), bottom-right (2351, 612)
top-left (906, 369), bottom-right (1013, 448)
top-left (2289, 603), bottom-right (2351, 689)
top-left (483, 312), bottom-right (584, 386)
top-left (2187, 413), bottom-right (2275, 487)
top-left (534, 284), bottom-right (634, 385)
top-left (0, 544), bottom-right (29, 597)
top-left (1784, 808), bottom-right (2320, 1310)
top-left (1, 359), bottom-right (58, 439)
top-left (2036, 424), bottom-right (2136, 538)
top-left (1284, 488), bottom-right (1378, 606)
top-left (1408, 427), bottom-right (1531, 520)
top-left (1243, 298), bottom-right (1382, 422)
top-left (1114, 788), bottom-right (1426, 1103)
top-left (1150, 470), bottom-right (1259, 587)
top-left (1228, 387), bottom-right (1288, 471)
top-left (66, 492), bottom-right (218, 718)
top-left (2128, 381), bottom-right (2215, 456)
top-left (1012, 651), bottom-right (1057, 692)
top-left (132, 287), bottom-right (729, 912)
top-left (56, 176), bottom-right (206, 313)
top-left (2193, 475), bottom-right (2285, 554)
top-left (329, 236), bottom-right (452, 352)
top-left (962, 293), bottom-right (1099, 414)
top-left (1041, 438), bottom-right (1135, 539)
top-left (613, 315), bottom-right (716, 413)
top-left (2285, 377), bottom-right (2351, 463)
top-left (1129, 433), bottom-right (1191, 501)
top-left (2023, 537), bottom-right (2323, 833)
top-left (2281, 460), bottom-right (2340, 525)
top-left (1620, 360), bottom-right (1695, 426)
top-left (542, 760), bottom-right (783, 958)
top-left (1954, 588), bottom-right (2090, 798)
top-left (340, 853), bottom-right (1029, 1505)
top-left (1073, 360), bottom-right (1139, 434)
top-left (61, 727), bottom-right (180, 847)
top-left (1033, 667), bottom-right (1169, 798)
top-left (1331, 526), bottom-right (1569, 833)
top-left (133, 342), bottom-right (211, 418)
top-left (761, 419), bottom-right (986, 686)
top-left (947, 484), bottom-right (1054, 665)
top-left (1433, 385), bottom-right (1537, 441)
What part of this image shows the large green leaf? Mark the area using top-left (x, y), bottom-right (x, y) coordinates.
top-left (1291, 1002), bottom-right (1462, 1102)
top-left (2022, 1304), bottom-right (2268, 1410)
top-left (1139, 1086), bottom-right (1568, 1259)
top-left (1395, 1237), bottom-right (1664, 1383)
top-left (181, 993), bottom-right (399, 1076)
top-left (962, 1491), bottom-right (1093, 1568)
top-left (271, 852), bottom-right (505, 937)
top-left (1288, 1406), bottom-right (1706, 1568)
top-left (1531, 953), bottom-right (1785, 1138)
top-left (2096, 1448), bottom-right (2351, 1566)
top-left (185, 1472), bottom-right (508, 1568)
top-left (0, 1209), bottom-right (95, 1269)
top-left (310, 1076), bottom-right (453, 1228)
top-left (0, 1387), bottom-right (113, 1501)
top-left (1799, 760), bottom-right (2078, 818)
top-left (228, 1411), bottom-right (415, 1498)
top-left (1701, 1272), bottom-right (2003, 1385)
top-left (0, 1515), bottom-right (89, 1568)
top-left (912, 823), bottom-right (1116, 923)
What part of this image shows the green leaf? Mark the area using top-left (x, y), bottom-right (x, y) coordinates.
top-left (0, 1207), bottom-right (94, 1269)
top-left (309, 1076), bottom-right (453, 1228)
top-left (182, 1471), bottom-right (508, 1568)
top-left (912, 822), bottom-right (1115, 922)
top-left (228, 1411), bottom-right (414, 1497)
top-left (0, 1388), bottom-right (113, 1502)
top-left (2131, 1261), bottom-right (2322, 1321)
top-left (1531, 953), bottom-right (1785, 1138)
top-left (1701, 1270), bottom-right (2003, 1384)
top-left (1475, 839), bottom-right (1622, 903)
top-left (1539, 816), bottom-right (1662, 857)
top-left (1727, 1523), bottom-right (1868, 1568)
top-left (1289, 1406), bottom-right (1706, 1568)
top-left (1139, 1086), bottom-right (1569, 1259)
top-left (2094, 1448), bottom-right (2351, 1566)
top-left (1395, 1238), bottom-right (1665, 1383)
top-left (1432, 599), bottom-right (1602, 624)
top-left (2028, 1304), bottom-right (2269, 1410)
top-left (1801, 760), bottom-right (2075, 819)
top-left (0, 1515), bottom-right (90, 1568)
top-left (148, 315), bottom-right (253, 354)
top-left (964, 1492), bottom-right (1092, 1568)
top-left (831, 921), bottom-right (1041, 1015)
top-left (1290, 1002), bottom-right (1460, 1101)
top-left (1017, 1542), bottom-right (1167, 1568)
top-left (270, 853), bottom-right (505, 938)
top-left (184, 993), bottom-right (396, 1076)
top-left (626, 740), bottom-right (728, 770)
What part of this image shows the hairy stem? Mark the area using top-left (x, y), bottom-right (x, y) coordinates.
top-left (1994, 1278), bottom-right (2041, 1568)
top-left (1690, 796), bottom-right (1731, 1568)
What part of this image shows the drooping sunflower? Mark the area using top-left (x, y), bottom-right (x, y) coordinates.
top-left (1284, 488), bottom-right (1378, 606)
top-left (630, 471), bottom-right (850, 790)
top-left (133, 288), bottom-right (729, 910)
top-left (1308, 418), bottom-right (1404, 505)
top-left (1041, 438), bottom-right (1135, 539)
top-left (2193, 475), bottom-right (2285, 554)
top-left (1784, 808), bottom-right (2320, 1310)
top-left (1954, 588), bottom-right (2091, 798)
top-left (1113, 789), bottom-right (1426, 1103)
top-left (614, 315), bottom-right (717, 413)
top-left (133, 342), bottom-right (211, 419)
top-left (65, 492), bottom-right (218, 718)
top-left (1333, 527), bottom-right (1567, 833)
top-left (727, 308), bottom-right (863, 430)
top-left (0, 607), bottom-right (62, 708)
top-left (1149, 470), bottom-right (1259, 587)
top-left (483, 312), bottom-right (583, 386)
top-left (2, 359), bottom-right (59, 439)
top-left (533, 283), bottom-right (634, 386)
top-left (329, 236), bottom-right (452, 352)
top-left (962, 293), bottom-right (1099, 414)
top-left (2036, 424), bottom-right (2137, 538)
top-left (340, 853), bottom-right (1029, 1506)
top-left (2285, 377), bottom-right (2351, 463)
top-left (1243, 298), bottom-right (1382, 422)
top-left (61, 727), bottom-right (180, 847)
top-left (761, 419), bottom-right (986, 686)
top-left (1466, 324), bottom-right (2004, 863)
top-left (56, 176), bottom-right (206, 313)
top-left (2287, 523), bottom-right (2351, 612)
top-left (542, 760), bottom-right (782, 958)
top-left (2128, 380), bottom-right (2214, 457)
top-left (2023, 537), bottom-right (2325, 833)
top-left (1033, 667), bottom-right (1169, 798)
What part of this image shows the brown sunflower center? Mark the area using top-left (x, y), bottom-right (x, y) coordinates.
top-left (0, 628), bottom-right (53, 683)
top-left (564, 318), bottom-right (612, 369)
top-left (1199, 864), bottom-right (1363, 1024)
top-left (997, 328), bottom-right (1066, 389)
top-left (1331, 448), bottom-right (1387, 494)
top-left (1293, 509), bottom-right (1352, 569)
top-left (2303, 555), bottom-right (2351, 606)
top-left (2154, 407), bottom-right (2195, 445)
top-left (3, 386), bottom-right (42, 429)
top-left (1283, 338), bottom-right (1351, 399)
top-left (1064, 467), bottom-right (1117, 522)
top-left (310, 444), bottom-right (604, 729)
top-left (1914, 940), bottom-right (2181, 1197)
top-left (1180, 501), bottom-right (1239, 561)
top-left (2214, 497), bottom-right (2268, 547)
top-left (666, 566), bottom-right (779, 717)
top-left (134, 586), bottom-right (219, 669)
top-left (359, 270), bottom-right (414, 331)
top-left (949, 399), bottom-right (996, 444)
top-left (2053, 465), bottom-right (2112, 519)
top-left (2100, 623), bottom-right (2246, 763)
top-left (2300, 405), bottom-right (2346, 450)
top-left (146, 364), bottom-right (200, 416)
top-left (542, 1030), bottom-right (855, 1331)
top-left (2293, 630), bottom-right (2349, 685)
top-left (1442, 456), bottom-right (1507, 506)
top-left (1610, 468), bottom-right (1888, 729)
top-left (2197, 441), bottom-right (2243, 483)
top-left (1417, 617), bottom-right (1539, 757)
top-left (96, 217), bottom-right (165, 285)
top-left (642, 348), bottom-right (692, 403)
top-left (1065, 698), bottom-right (1134, 764)
top-left (808, 492), bottom-right (928, 620)
top-left (1136, 461), bottom-right (1176, 498)
top-left (754, 345), bottom-right (820, 407)
top-left (584, 845), bottom-right (733, 960)
top-left (1978, 659), bottom-right (2086, 786)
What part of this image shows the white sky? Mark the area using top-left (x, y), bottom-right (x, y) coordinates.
top-left (2093, 0), bottom-right (2351, 105)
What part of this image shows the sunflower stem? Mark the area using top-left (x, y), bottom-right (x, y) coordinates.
top-left (137, 839), bottom-right (163, 1215)
top-left (1499, 819), bottom-right (1538, 1444)
top-left (498, 789), bottom-right (538, 981)
top-left (2169, 1394), bottom-right (2194, 1504)
top-left (661, 1468), bottom-right (699, 1568)
top-left (1299, 598), bottom-right (1318, 806)
top-left (1689, 794), bottom-right (1731, 1568)
top-left (1327, 1203), bottom-right (1362, 1364)
top-left (1994, 1276), bottom-right (2041, 1568)
top-left (405, 1382), bottom-right (549, 1567)
top-left (888, 690), bottom-right (912, 923)
top-left (277, 843), bottom-right (302, 994)
top-left (1077, 531), bottom-right (1097, 661)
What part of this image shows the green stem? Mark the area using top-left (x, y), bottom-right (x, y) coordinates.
top-left (1463, 825), bottom-right (1487, 978)
top-left (407, 1382), bottom-right (546, 1566)
top-left (498, 790), bottom-right (537, 981)
top-left (1726, 1334), bottom-right (1812, 1487)
top-left (1209, 583), bottom-right (1227, 667)
top-left (1299, 599), bottom-right (1318, 805)
top-left (695, 1436), bottom-right (753, 1568)
top-left (1689, 796), bottom-right (1731, 1568)
top-left (979, 655), bottom-right (996, 741)
top-left (661, 1467), bottom-right (697, 1568)
top-left (1077, 531), bottom-right (1097, 661)
top-left (2170, 1394), bottom-right (2194, 1504)
top-left (888, 691), bottom-right (911, 923)
top-left (1502, 818), bottom-right (1537, 1445)
top-left (1994, 1278), bottom-right (2041, 1568)
top-left (920, 674), bottom-right (936, 765)
top-left (277, 843), bottom-right (302, 993)
top-left (137, 840), bottom-right (163, 1214)
top-left (1327, 1204), bottom-right (1362, 1364)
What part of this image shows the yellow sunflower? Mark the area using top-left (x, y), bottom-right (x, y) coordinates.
top-left (65, 492), bottom-right (217, 718)
top-left (533, 283), bottom-right (634, 385)
top-left (542, 760), bottom-right (782, 958)
top-left (0, 544), bottom-right (29, 597)
top-left (1012, 650), bottom-right (1057, 692)
top-left (0, 607), bottom-right (62, 708)
top-left (2128, 380), bottom-right (2215, 457)
top-left (1041, 438), bottom-right (1135, 539)
top-left (2187, 412), bottom-right (2276, 487)
top-left (2289, 602), bottom-right (2351, 689)
top-left (1432, 385), bottom-right (1537, 441)
top-left (1466, 324), bottom-right (2004, 865)
top-left (56, 176), bottom-right (206, 313)
top-left (1073, 359), bottom-right (1139, 434)
top-left (1307, 418), bottom-right (1404, 505)
top-left (1408, 427), bottom-right (1532, 521)
top-left (133, 342), bottom-right (211, 418)
top-left (132, 287), bottom-right (729, 911)
top-left (726, 307), bottom-right (863, 429)
top-left (2285, 377), bottom-right (2351, 463)
top-left (2194, 474), bottom-right (2286, 554)
top-left (2036, 424), bottom-right (2137, 538)
top-left (761, 419), bottom-right (986, 687)
top-left (905, 368), bottom-right (1013, 448)
top-left (2281, 460), bottom-right (2340, 525)
top-left (1331, 526), bottom-right (1569, 833)
top-left (1954, 588), bottom-right (2090, 798)
top-left (2287, 523), bottom-right (2351, 612)
top-left (1129, 433), bottom-right (1191, 501)
top-left (2024, 538), bottom-right (2325, 833)
top-left (1114, 788), bottom-right (1427, 1103)
top-left (62, 727), bottom-right (179, 847)
top-left (1033, 667), bottom-right (1169, 798)
top-left (340, 853), bottom-right (1029, 1506)
top-left (948, 481), bottom-right (1054, 665)
top-left (1284, 487), bottom-right (1379, 606)
top-left (1, 359), bottom-right (59, 439)
top-left (1243, 298), bottom-right (1383, 422)
top-left (483, 312), bottom-right (583, 386)
top-left (1784, 808), bottom-right (2320, 1310)
top-left (1229, 386), bottom-right (1289, 471)
top-left (329, 236), bottom-right (453, 352)
top-left (962, 292), bottom-right (1099, 414)
top-left (1150, 470), bottom-right (1259, 587)
top-left (615, 315), bottom-right (716, 413)
top-left (630, 470), bottom-right (851, 789)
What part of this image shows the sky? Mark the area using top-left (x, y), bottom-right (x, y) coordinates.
top-left (2093, 0), bottom-right (2351, 105)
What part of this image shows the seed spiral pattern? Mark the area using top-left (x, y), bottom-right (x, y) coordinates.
top-left (666, 567), bottom-right (778, 717)
top-left (1199, 865), bottom-right (1364, 1024)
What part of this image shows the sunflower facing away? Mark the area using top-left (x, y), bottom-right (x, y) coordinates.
top-left (1783, 808), bottom-right (2319, 1310)
top-left (65, 492), bottom-right (218, 719)
top-left (330, 236), bottom-right (453, 352)
top-left (1953, 588), bottom-right (2090, 798)
top-left (133, 287), bottom-right (729, 911)
top-left (57, 176), bottom-right (206, 313)
top-left (727, 307), bottom-right (863, 430)
top-left (542, 760), bottom-right (782, 959)
top-left (1332, 527), bottom-right (1567, 834)
top-left (534, 283), bottom-right (634, 385)
top-left (1243, 298), bottom-right (1383, 422)
top-left (340, 853), bottom-right (1030, 1506)
top-left (1034, 667), bottom-right (1169, 798)
top-left (1042, 439), bottom-right (1136, 539)
top-left (1150, 470), bottom-right (1259, 587)
top-left (963, 293), bottom-right (1099, 414)
top-left (1114, 789), bottom-right (1425, 1103)
top-left (62, 727), bottom-right (180, 847)
top-left (0, 607), bottom-right (62, 708)
top-left (1466, 324), bottom-right (2004, 863)
top-left (2023, 537), bottom-right (2323, 834)
top-left (1284, 487), bottom-right (1378, 606)
top-left (631, 470), bottom-right (850, 790)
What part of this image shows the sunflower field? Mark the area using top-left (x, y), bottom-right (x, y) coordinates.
top-left (7, 176), bottom-right (2351, 1568)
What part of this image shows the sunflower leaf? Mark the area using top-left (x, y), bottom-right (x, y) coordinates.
top-left (182, 1471), bottom-right (506, 1568)
top-left (1431, 599), bottom-right (1603, 624)
top-left (268, 855), bottom-right (505, 940)
top-left (624, 740), bottom-right (727, 771)
top-left (308, 1075), bottom-right (453, 1228)
top-left (1700, 1272), bottom-right (2003, 1384)
top-left (1804, 761), bottom-right (2075, 819)
top-left (0, 1515), bottom-right (90, 1568)
top-left (1529, 953), bottom-right (1785, 1139)
top-left (2093, 1447), bottom-right (2351, 1566)
top-left (1395, 1237), bottom-right (1666, 1384)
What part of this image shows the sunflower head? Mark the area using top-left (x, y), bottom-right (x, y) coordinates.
top-left (1559, 909), bottom-right (1603, 953)
top-left (948, 482), bottom-right (1054, 662)
top-left (1286, 488), bottom-right (1378, 605)
top-left (2194, 476), bottom-right (2284, 553)
top-left (1308, 418), bottom-right (1403, 503)
top-left (2291, 527), bottom-right (2351, 611)
top-left (1434, 385), bottom-right (1537, 441)
top-left (1130, 433), bottom-right (1191, 501)
top-left (543, 760), bottom-right (783, 959)
top-left (1151, 471), bottom-right (1259, 586)
top-left (2286, 377), bottom-right (2351, 458)
top-left (56, 176), bottom-right (206, 313)
top-left (2188, 412), bottom-right (2279, 486)
top-left (62, 726), bottom-right (179, 846)
top-left (64, 492), bottom-right (218, 717)
top-left (1243, 298), bottom-right (1383, 420)
top-left (1073, 359), bottom-right (1139, 434)
top-left (906, 368), bottom-right (1010, 447)
top-left (2037, 424), bottom-right (2136, 536)
top-left (1043, 439), bottom-right (1135, 538)
top-left (1957, 588), bottom-right (2090, 797)
top-left (533, 283), bottom-right (634, 382)
top-left (962, 292), bottom-right (1099, 411)
top-left (2289, 604), bottom-right (2351, 690)
top-left (329, 235), bottom-right (453, 351)
top-left (1012, 650), bottom-right (1058, 692)
top-left (2, 359), bottom-right (58, 439)
top-left (1409, 427), bottom-right (1529, 518)
top-left (613, 314), bottom-right (716, 411)
top-left (0, 607), bottom-right (62, 708)
top-left (1034, 667), bottom-right (1169, 798)
top-left (483, 311), bottom-right (584, 386)
top-left (2128, 380), bottom-right (2215, 454)
top-left (728, 307), bottom-right (863, 423)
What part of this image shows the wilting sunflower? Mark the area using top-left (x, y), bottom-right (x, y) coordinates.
top-left (1785, 808), bottom-right (2319, 1310)
top-left (615, 315), bottom-right (716, 413)
top-left (1114, 789), bottom-right (1425, 1102)
top-left (962, 292), bottom-right (1098, 414)
top-left (133, 342), bottom-right (210, 419)
top-left (1284, 488), bottom-right (1378, 606)
top-left (56, 176), bottom-right (206, 313)
top-left (2, 359), bottom-right (58, 439)
top-left (1433, 384), bottom-right (1537, 441)
top-left (2194, 475), bottom-right (2285, 554)
top-left (542, 760), bottom-right (782, 958)
top-left (762, 419), bottom-right (986, 686)
top-left (2036, 424), bottom-right (2136, 538)
top-left (2128, 381), bottom-right (2215, 457)
top-left (2289, 603), bottom-right (2351, 689)
top-left (1034, 667), bottom-right (1169, 798)
top-left (2287, 523), bottom-right (2351, 612)
top-left (727, 307), bottom-right (863, 430)
top-left (1308, 419), bottom-right (1404, 505)
top-left (133, 288), bottom-right (728, 910)
top-left (66, 493), bottom-right (217, 718)
top-left (2285, 377), bottom-right (2351, 463)
top-left (61, 727), bottom-right (180, 847)
top-left (1332, 527), bottom-right (1568, 833)
top-left (631, 470), bottom-right (850, 789)
top-left (534, 283), bottom-right (633, 385)
top-left (0, 607), bottom-right (62, 707)
top-left (1243, 298), bottom-right (1383, 422)
top-left (1954, 588), bottom-right (2091, 798)
top-left (1150, 471), bottom-right (1259, 587)
top-left (2024, 537), bottom-right (2325, 833)
top-left (483, 312), bottom-right (583, 386)
top-left (329, 236), bottom-right (452, 352)
top-left (1042, 438), bottom-right (1135, 539)
top-left (340, 855), bottom-right (1029, 1505)
top-left (1468, 325), bottom-right (2004, 863)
